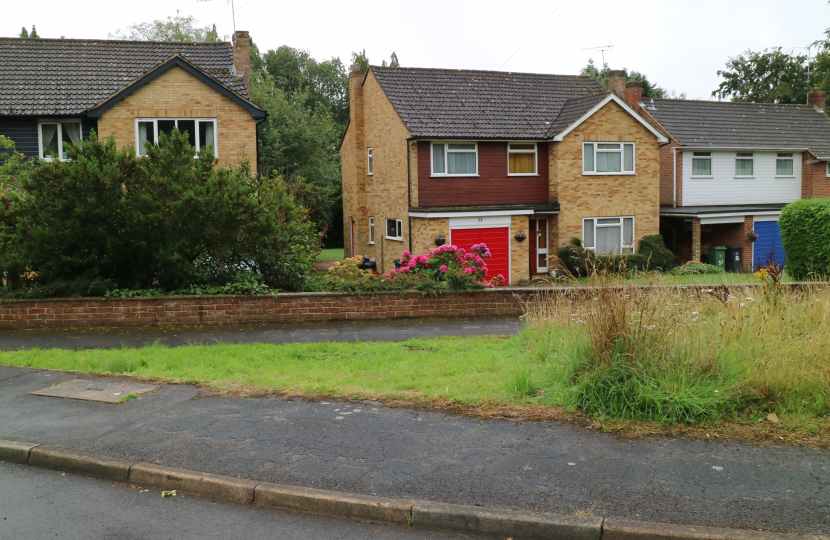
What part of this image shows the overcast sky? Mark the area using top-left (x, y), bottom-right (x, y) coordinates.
top-left (4, 0), bottom-right (829, 100)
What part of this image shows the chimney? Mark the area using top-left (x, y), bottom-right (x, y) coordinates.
top-left (606, 69), bottom-right (626, 96)
top-left (808, 91), bottom-right (826, 111)
top-left (232, 30), bottom-right (251, 97)
top-left (626, 80), bottom-right (643, 108)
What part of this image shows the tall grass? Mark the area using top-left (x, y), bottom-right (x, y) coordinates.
top-left (523, 269), bottom-right (830, 423)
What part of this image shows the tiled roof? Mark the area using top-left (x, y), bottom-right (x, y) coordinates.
top-left (370, 66), bottom-right (604, 139)
top-left (546, 92), bottom-right (610, 137)
top-left (647, 99), bottom-right (830, 158)
top-left (0, 38), bottom-right (249, 116)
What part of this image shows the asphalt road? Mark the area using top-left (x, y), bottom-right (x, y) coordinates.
top-left (0, 317), bottom-right (521, 350)
top-left (0, 461), bottom-right (472, 540)
top-left (1, 366), bottom-right (828, 536)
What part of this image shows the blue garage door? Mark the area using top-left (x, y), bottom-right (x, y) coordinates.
top-left (753, 221), bottom-right (785, 270)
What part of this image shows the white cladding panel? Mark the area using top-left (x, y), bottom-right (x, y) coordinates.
top-left (681, 151), bottom-right (801, 206)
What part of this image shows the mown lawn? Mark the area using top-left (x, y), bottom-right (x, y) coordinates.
top-left (316, 248), bottom-right (344, 262)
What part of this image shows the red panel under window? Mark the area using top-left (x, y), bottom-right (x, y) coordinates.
top-left (450, 227), bottom-right (510, 285)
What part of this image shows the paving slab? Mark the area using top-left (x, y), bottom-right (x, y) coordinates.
top-left (29, 377), bottom-right (158, 403)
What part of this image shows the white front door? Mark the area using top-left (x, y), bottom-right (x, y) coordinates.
top-left (532, 218), bottom-right (548, 273)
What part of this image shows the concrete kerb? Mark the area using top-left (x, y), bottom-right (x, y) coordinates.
top-left (0, 439), bottom-right (826, 540)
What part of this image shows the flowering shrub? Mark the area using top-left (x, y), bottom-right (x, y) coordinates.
top-left (323, 244), bottom-right (505, 294)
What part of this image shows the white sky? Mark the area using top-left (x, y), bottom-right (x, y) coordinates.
top-left (4, 0), bottom-right (829, 100)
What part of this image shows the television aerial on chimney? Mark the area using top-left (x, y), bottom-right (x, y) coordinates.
top-left (198, 0), bottom-right (239, 34)
top-left (581, 40), bottom-right (614, 67)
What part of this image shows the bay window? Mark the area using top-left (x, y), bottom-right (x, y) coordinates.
top-left (39, 120), bottom-right (82, 161)
top-left (136, 118), bottom-right (217, 157)
top-left (431, 142), bottom-right (477, 176)
top-left (582, 216), bottom-right (635, 255)
top-left (507, 143), bottom-right (537, 175)
top-left (583, 142), bottom-right (635, 174)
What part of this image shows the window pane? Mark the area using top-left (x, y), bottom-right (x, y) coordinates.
top-left (692, 158), bottom-right (711, 176)
top-left (397, 220), bottom-right (402, 237)
top-left (537, 220), bottom-right (546, 248)
top-left (138, 122), bottom-right (155, 156)
top-left (447, 152), bottom-right (476, 174)
top-left (736, 159), bottom-right (753, 176)
top-left (158, 120), bottom-right (176, 140)
top-left (596, 151), bottom-right (621, 173)
top-left (776, 158), bottom-right (793, 176)
top-left (583, 144), bottom-right (594, 172)
top-left (369, 217), bottom-right (375, 242)
top-left (736, 152), bottom-right (753, 157)
top-left (198, 121), bottom-right (215, 153)
top-left (596, 225), bottom-right (622, 255)
top-left (432, 144), bottom-right (445, 174)
top-left (582, 220), bottom-right (594, 248)
top-left (509, 143), bottom-right (535, 151)
top-left (41, 123), bottom-right (59, 158)
top-left (386, 219), bottom-right (397, 237)
top-left (448, 143), bottom-right (475, 150)
top-left (623, 217), bottom-right (634, 245)
top-left (693, 152), bottom-right (711, 157)
top-left (597, 143), bottom-right (620, 150)
top-left (62, 122), bottom-right (81, 146)
top-left (509, 152), bottom-right (535, 174)
top-left (597, 218), bottom-right (620, 225)
top-left (623, 144), bottom-right (634, 172)
top-left (177, 120), bottom-right (196, 148)
top-left (777, 153), bottom-right (793, 157)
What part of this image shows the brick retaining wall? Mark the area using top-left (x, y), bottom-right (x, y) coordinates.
top-left (0, 289), bottom-right (541, 329)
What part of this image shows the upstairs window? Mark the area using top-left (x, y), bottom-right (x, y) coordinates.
top-left (136, 118), bottom-right (217, 157)
top-left (582, 217), bottom-right (635, 255)
top-left (367, 147), bottom-right (373, 175)
top-left (508, 143), bottom-right (537, 175)
top-left (735, 152), bottom-right (754, 177)
top-left (776, 153), bottom-right (794, 176)
top-left (385, 218), bottom-right (403, 240)
top-left (368, 217), bottom-right (375, 244)
top-left (583, 142), bottom-right (635, 174)
top-left (431, 143), bottom-right (477, 176)
top-left (39, 120), bottom-right (82, 161)
top-left (691, 152), bottom-right (712, 177)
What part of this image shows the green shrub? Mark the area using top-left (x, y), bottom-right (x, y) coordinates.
top-left (779, 198), bottom-right (830, 279)
top-left (669, 262), bottom-right (724, 276)
top-left (1, 130), bottom-right (320, 297)
top-left (637, 234), bottom-right (675, 271)
top-left (556, 236), bottom-right (662, 277)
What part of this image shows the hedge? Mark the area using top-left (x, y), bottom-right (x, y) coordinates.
top-left (779, 198), bottom-right (830, 279)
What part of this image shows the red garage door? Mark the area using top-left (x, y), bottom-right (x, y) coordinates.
top-left (451, 227), bottom-right (510, 285)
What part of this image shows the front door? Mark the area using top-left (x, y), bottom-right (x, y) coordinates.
top-left (531, 218), bottom-right (548, 273)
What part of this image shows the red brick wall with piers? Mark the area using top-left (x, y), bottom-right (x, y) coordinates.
top-left (802, 153), bottom-right (830, 199)
top-left (699, 217), bottom-right (754, 272)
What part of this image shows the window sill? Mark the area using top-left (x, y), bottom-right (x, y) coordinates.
top-left (430, 174), bottom-right (480, 178)
top-left (582, 172), bottom-right (636, 176)
top-left (690, 175), bottom-right (713, 179)
top-left (507, 173), bottom-right (540, 177)
top-left (385, 236), bottom-right (403, 242)
top-left (734, 176), bottom-right (755, 179)
top-left (367, 173), bottom-right (373, 176)
top-left (368, 241), bottom-right (375, 245)
top-left (775, 176), bottom-right (796, 179)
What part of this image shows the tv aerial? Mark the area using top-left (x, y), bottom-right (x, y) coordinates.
top-left (197, 0), bottom-right (238, 34)
top-left (581, 40), bottom-right (614, 66)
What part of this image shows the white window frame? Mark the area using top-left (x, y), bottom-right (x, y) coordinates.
top-left (826, 161), bottom-right (830, 177)
top-left (582, 216), bottom-right (636, 255)
top-left (691, 151), bottom-right (713, 178)
top-left (37, 119), bottom-right (82, 162)
top-left (368, 217), bottom-right (375, 244)
top-left (775, 153), bottom-right (795, 178)
top-left (385, 218), bottom-right (403, 241)
top-left (735, 152), bottom-right (754, 178)
top-left (430, 142), bottom-right (479, 177)
top-left (367, 147), bottom-right (373, 175)
top-left (507, 142), bottom-right (538, 176)
top-left (582, 142), bottom-right (636, 175)
top-left (134, 118), bottom-right (218, 158)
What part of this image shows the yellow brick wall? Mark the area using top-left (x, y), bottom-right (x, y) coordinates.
top-left (97, 66), bottom-right (258, 173)
top-left (410, 217), bottom-right (449, 257)
top-left (510, 215), bottom-right (530, 284)
top-left (551, 100), bottom-right (661, 252)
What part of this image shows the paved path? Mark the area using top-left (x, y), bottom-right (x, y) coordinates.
top-left (0, 317), bottom-right (521, 351)
top-left (0, 461), bottom-right (468, 540)
top-left (1, 366), bottom-right (827, 535)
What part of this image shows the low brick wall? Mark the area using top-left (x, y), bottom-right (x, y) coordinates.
top-left (0, 289), bottom-right (543, 329)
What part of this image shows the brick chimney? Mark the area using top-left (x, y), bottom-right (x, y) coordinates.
top-left (232, 30), bottom-right (251, 97)
top-left (606, 69), bottom-right (626, 96)
top-left (808, 91), bottom-right (826, 111)
top-left (626, 80), bottom-right (643, 108)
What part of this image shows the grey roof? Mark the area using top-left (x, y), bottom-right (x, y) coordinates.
top-left (661, 204), bottom-right (787, 215)
top-left (647, 99), bottom-right (830, 158)
top-left (0, 38), bottom-right (249, 116)
top-left (546, 92), bottom-right (610, 137)
top-left (370, 66), bottom-right (604, 139)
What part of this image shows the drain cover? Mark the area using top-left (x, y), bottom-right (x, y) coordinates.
top-left (30, 378), bottom-right (158, 403)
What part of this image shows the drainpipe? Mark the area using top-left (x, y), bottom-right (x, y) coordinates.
top-left (349, 216), bottom-right (355, 258)
top-left (407, 138), bottom-right (414, 254)
top-left (672, 146), bottom-right (678, 208)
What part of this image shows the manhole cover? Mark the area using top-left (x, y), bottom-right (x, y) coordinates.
top-left (29, 378), bottom-right (158, 403)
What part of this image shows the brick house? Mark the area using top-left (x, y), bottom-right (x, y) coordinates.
top-left (625, 82), bottom-right (830, 272)
top-left (0, 32), bottom-right (265, 172)
top-left (340, 67), bottom-right (668, 284)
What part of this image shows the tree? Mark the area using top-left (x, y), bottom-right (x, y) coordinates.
top-left (19, 26), bottom-right (38, 38)
top-left (109, 11), bottom-right (218, 42)
top-left (350, 49), bottom-right (369, 72)
top-left (381, 52), bottom-right (401, 68)
top-left (19, 27), bottom-right (28, 38)
top-left (712, 48), bottom-right (809, 104)
top-left (580, 59), bottom-right (680, 99)
top-left (30, 25), bottom-right (39, 38)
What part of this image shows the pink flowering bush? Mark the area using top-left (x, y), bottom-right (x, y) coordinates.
top-left (324, 244), bottom-right (505, 294)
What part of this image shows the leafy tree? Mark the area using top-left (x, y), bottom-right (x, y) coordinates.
top-left (580, 59), bottom-right (680, 99)
top-left (19, 26), bottom-right (38, 38)
top-left (30, 25), bottom-right (39, 38)
top-left (712, 48), bottom-right (809, 104)
top-left (109, 11), bottom-right (219, 42)
top-left (19, 27), bottom-right (28, 38)
top-left (350, 49), bottom-right (369, 72)
top-left (381, 52), bottom-right (401, 68)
